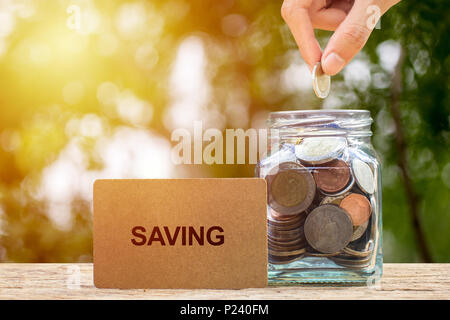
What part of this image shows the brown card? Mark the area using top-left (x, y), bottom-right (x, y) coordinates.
top-left (93, 179), bottom-right (268, 289)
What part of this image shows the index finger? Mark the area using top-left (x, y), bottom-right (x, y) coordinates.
top-left (281, 0), bottom-right (322, 71)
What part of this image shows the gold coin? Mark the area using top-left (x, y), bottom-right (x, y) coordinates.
top-left (266, 162), bottom-right (316, 215)
top-left (271, 170), bottom-right (308, 207)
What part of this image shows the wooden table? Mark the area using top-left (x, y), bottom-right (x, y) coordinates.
top-left (0, 263), bottom-right (448, 299)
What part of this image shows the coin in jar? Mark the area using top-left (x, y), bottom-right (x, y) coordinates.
top-left (268, 248), bottom-right (306, 257)
top-left (295, 137), bottom-right (347, 164)
top-left (320, 193), bottom-right (351, 206)
top-left (266, 162), bottom-right (316, 215)
top-left (340, 193), bottom-right (372, 226)
top-left (268, 227), bottom-right (304, 240)
top-left (269, 254), bottom-right (304, 265)
top-left (269, 208), bottom-right (303, 221)
top-left (304, 204), bottom-right (353, 254)
top-left (352, 158), bottom-right (375, 194)
top-left (268, 220), bottom-right (304, 232)
top-left (268, 237), bottom-right (306, 248)
top-left (351, 220), bottom-right (369, 241)
top-left (313, 159), bottom-right (351, 193)
top-left (267, 209), bottom-right (304, 226)
top-left (269, 239), bottom-right (306, 251)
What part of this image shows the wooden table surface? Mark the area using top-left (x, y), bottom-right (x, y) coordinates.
top-left (0, 263), bottom-right (448, 299)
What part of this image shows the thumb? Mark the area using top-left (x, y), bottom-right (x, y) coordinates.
top-left (321, 1), bottom-right (383, 75)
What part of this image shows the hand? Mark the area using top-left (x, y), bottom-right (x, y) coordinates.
top-left (281, 0), bottom-right (401, 75)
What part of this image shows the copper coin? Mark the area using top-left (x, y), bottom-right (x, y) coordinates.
top-left (267, 209), bottom-right (304, 226)
top-left (313, 159), bottom-right (350, 193)
top-left (269, 208), bottom-right (302, 221)
top-left (268, 236), bottom-right (306, 247)
top-left (269, 242), bottom-right (306, 252)
top-left (268, 221), bottom-right (303, 232)
top-left (266, 162), bottom-right (316, 215)
top-left (304, 204), bottom-right (353, 254)
top-left (268, 232), bottom-right (304, 243)
top-left (339, 193), bottom-right (372, 226)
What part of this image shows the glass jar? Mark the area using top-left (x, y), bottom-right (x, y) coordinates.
top-left (256, 110), bottom-right (382, 284)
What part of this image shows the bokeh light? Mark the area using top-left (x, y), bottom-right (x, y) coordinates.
top-left (0, 0), bottom-right (448, 263)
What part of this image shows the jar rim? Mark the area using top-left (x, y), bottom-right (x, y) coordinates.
top-left (269, 109), bottom-right (370, 119)
top-left (267, 109), bottom-right (373, 137)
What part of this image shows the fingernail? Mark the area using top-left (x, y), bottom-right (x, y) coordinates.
top-left (322, 53), bottom-right (345, 76)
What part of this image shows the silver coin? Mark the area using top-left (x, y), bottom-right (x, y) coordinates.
top-left (351, 220), bottom-right (369, 241)
top-left (295, 137), bottom-right (347, 164)
top-left (352, 158), bottom-right (375, 194)
top-left (370, 195), bottom-right (377, 218)
top-left (304, 204), bottom-right (353, 254)
top-left (312, 62), bottom-right (330, 99)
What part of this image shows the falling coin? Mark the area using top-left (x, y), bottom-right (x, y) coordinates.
top-left (312, 62), bottom-right (330, 99)
top-left (340, 193), bottom-right (372, 226)
top-left (352, 158), bottom-right (375, 194)
top-left (313, 159), bottom-right (351, 193)
top-left (295, 137), bottom-right (347, 164)
top-left (304, 204), bottom-right (353, 254)
top-left (266, 162), bottom-right (316, 215)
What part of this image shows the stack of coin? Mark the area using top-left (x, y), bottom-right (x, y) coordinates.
top-left (262, 136), bottom-right (378, 268)
top-left (267, 209), bottom-right (307, 264)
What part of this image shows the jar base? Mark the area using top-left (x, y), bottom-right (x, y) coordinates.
top-left (268, 256), bottom-right (382, 285)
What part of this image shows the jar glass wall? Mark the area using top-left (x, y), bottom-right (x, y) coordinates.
top-left (256, 110), bottom-right (382, 284)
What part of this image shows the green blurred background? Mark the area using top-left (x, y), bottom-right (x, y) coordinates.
top-left (0, 0), bottom-right (448, 263)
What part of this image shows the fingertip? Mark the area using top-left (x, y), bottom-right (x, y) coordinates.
top-left (321, 52), bottom-right (345, 76)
